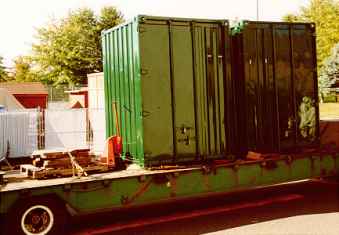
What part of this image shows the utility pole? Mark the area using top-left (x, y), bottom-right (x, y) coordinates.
top-left (256, 0), bottom-right (259, 20)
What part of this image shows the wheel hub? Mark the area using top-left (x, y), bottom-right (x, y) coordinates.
top-left (21, 205), bottom-right (54, 235)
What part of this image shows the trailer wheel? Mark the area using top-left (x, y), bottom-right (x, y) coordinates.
top-left (5, 197), bottom-right (68, 235)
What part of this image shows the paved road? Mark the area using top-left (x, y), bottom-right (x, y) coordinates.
top-left (71, 180), bottom-right (339, 235)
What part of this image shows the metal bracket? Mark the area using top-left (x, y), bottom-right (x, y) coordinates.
top-left (179, 125), bottom-right (193, 134)
top-left (138, 26), bottom-right (146, 33)
top-left (102, 180), bottom-right (111, 187)
top-left (139, 16), bottom-right (146, 23)
top-left (142, 110), bottom-right (151, 118)
top-left (63, 184), bottom-right (72, 192)
top-left (178, 136), bottom-right (196, 145)
top-left (138, 175), bottom-right (147, 182)
top-left (140, 69), bottom-right (148, 75)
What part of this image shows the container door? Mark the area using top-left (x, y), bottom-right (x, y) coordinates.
top-left (273, 25), bottom-right (296, 150)
top-left (234, 22), bottom-right (318, 154)
top-left (192, 24), bottom-right (226, 160)
top-left (170, 22), bottom-right (226, 162)
top-left (262, 27), bottom-right (278, 152)
top-left (170, 23), bottom-right (197, 162)
top-left (243, 27), bottom-right (260, 151)
top-left (139, 19), bottom-right (228, 165)
top-left (242, 25), bottom-right (277, 152)
top-left (273, 24), bottom-right (319, 151)
top-left (139, 22), bottom-right (174, 163)
top-left (291, 24), bottom-right (319, 147)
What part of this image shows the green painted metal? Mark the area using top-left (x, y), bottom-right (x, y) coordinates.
top-left (102, 18), bottom-right (144, 164)
top-left (1, 153), bottom-right (339, 214)
top-left (102, 16), bottom-right (234, 167)
top-left (231, 21), bottom-right (319, 154)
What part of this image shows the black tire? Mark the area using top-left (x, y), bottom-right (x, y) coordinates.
top-left (4, 196), bottom-right (68, 235)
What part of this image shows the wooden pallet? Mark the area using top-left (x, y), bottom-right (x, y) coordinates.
top-left (32, 148), bottom-right (94, 166)
top-left (20, 164), bottom-right (41, 177)
top-left (21, 148), bottom-right (109, 179)
top-left (20, 164), bottom-right (108, 179)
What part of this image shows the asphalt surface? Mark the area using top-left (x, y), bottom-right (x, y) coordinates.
top-left (70, 179), bottom-right (339, 235)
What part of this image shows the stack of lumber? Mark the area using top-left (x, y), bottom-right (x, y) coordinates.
top-left (20, 149), bottom-right (108, 179)
top-left (32, 149), bottom-right (92, 168)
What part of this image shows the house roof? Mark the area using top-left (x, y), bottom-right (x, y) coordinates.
top-left (64, 87), bottom-right (88, 94)
top-left (0, 82), bottom-right (48, 95)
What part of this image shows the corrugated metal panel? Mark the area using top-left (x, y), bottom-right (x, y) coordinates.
top-left (102, 16), bottom-right (234, 166)
top-left (231, 21), bottom-right (319, 154)
top-left (0, 110), bottom-right (39, 158)
top-left (103, 18), bottom-right (144, 164)
top-left (87, 72), bottom-right (106, 154)
top-left (44, 109), bottom-right (88, 149)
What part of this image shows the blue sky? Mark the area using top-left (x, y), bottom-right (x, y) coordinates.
top-left (0, 0), bottom-right (309, 67)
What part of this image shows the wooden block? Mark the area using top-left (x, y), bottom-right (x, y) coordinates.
top-left (43, 159), bottom-right (92, 169)
top-left (31, 164), bottom-right (108, 179)
top-left (40, 153), bottom-right (69, 159)
top-left (33, 158), bottom-right (43, 167)
top-left (70, 148), bottom-right (90, 155)
top-left (246, 151), bottom-right (263, 161)
top-left (20, 164), bottom-right (41, 177)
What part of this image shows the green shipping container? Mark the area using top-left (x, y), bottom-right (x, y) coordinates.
top-left (231, 21), bottom-right (319, 154)
top-left (102, 15), bottom-right (234, 167)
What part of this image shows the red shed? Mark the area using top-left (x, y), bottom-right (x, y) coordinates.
top-left (0, 82), bottom-right (48, 109)
top-left (65, 88), bottom-right (88, 108)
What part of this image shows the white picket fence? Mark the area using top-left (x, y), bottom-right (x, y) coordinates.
top-left (0, 109), bottom-right (39, 158)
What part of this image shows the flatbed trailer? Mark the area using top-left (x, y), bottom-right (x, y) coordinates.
top-left (1, 151), bottom-right (339, 234)
top-left (0, 15), bottom-right (332, 235)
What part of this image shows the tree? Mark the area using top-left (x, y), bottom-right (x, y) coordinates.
top-left (32, 6), bottom-right (123, 85)
top-left (283, 0), bottom-right (339, 67)
top-left (0, 56), bottom-right (8, 82)
top-left (318, 43), bottom-right (339, 101)
top-left (13, 56), bottom-right (39, 82)
top-left (322, 43), bottom-right (339, 81)
top-left (98, 6), bottom-right (124, 31)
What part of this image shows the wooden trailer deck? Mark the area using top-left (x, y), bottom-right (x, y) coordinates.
top-left (0, 165), bottom-right (197, 192)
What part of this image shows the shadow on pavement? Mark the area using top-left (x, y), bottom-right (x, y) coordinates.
top-left (70, 180), bottom-right (339, 235)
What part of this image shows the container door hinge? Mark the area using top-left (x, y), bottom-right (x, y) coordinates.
top-left (177, 125), bottom-right (195, 145)
top-left (138, 26), bottom-right (146, 33)
top-left (141, 68), bottom-right (148, 75)
top-left (178, 136), bottom-right (196, 145)
top-left (190, 21), bottom-right (196, 30)
top-left (178, 125), bottom-right (193, 134)
top-left (207, 54), bottom-right (213, 62)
